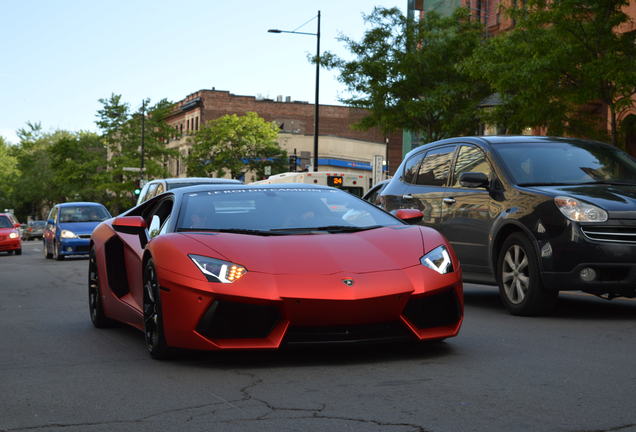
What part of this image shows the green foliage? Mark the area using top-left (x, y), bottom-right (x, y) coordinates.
top-left (322, 7), bottom-right (491, 142)
top-left (0, 136), bottom-right (18, 212)
top-left (464, 0), bottom-right (636, 145)
top-left (96, 95), bottom-right (177, 213)
top-left (187, 112), bottom-right (287, 180)
top-left (49, 132), bottom-right (108, 203)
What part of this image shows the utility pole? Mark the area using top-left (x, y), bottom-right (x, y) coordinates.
top-left (140, 99), bottom-right (146, 185)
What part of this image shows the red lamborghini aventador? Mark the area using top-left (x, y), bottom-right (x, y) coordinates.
top-left (89, 184), bottom-right (463, 358)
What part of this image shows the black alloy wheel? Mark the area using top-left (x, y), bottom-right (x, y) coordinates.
top-left (15, 249), bottom-right (21, 256)
top-left (88, 248), bottom-right (113, 328)
top-left (43, 240), bottom-right (52, 259)
top-left (497, 232), bottom-right (558, 316)
top-left (143, 259), bottom-right (171, 359)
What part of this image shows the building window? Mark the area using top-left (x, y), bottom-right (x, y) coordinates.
top-left (195, 117), bottom-right (199, 131)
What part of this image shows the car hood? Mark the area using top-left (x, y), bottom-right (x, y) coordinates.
top-left (184, 226), bottom-right (424, 275)
top-left (528, 184), bottom-right (636, 217)
top-left (58, 221), bottom-right (101, 234)
top-left (0, 227), bottom-right (17, 234)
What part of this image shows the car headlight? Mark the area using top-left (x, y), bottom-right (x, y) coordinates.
top-left (189, 254), bottom-right (247, 283)
top-left (61, 229), bottom-right (78, 239)
top-left (420, 245), bottom-right (454, 274)
top-left (9, 232), bottom-right (19, 239)
top-left (554, 196), bottom-right (608, 222)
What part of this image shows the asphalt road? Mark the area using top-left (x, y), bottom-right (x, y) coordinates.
top-left (2, 241), bottom-right (636, 432)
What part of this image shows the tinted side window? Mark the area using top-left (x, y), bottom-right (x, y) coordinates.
top-left (452, 145), bottom-right (492, 188)
top-left (402, 153), bottom-right (425, 184)
top-left (415, 146), bottom-right (456, 186)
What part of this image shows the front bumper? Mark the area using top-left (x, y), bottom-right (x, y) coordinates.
top-left (538, 219), bottom-right (636, 296)
top-left (58, 238), bottom-right (91, 256)
top-left (0, 238), bottom-right (21, 252)
top-left (156, 265), bottom-right (464, 351)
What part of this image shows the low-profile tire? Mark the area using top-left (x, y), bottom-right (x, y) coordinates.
top-left (497, 232), bottom-right (558, 316)
top-left (43, 240), bottom-right (52, 259)
top-left (88, 247), bottom-right (114, 328)
top-left (54, 242), bottom-right (64, 260)
top-left (15, 249), bottom-right (21, 256)
top-left (143, 259), bottom-right (172, 360)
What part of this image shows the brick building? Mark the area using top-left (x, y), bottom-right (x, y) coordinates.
top-left (164, 89), bottom-right (403, 179)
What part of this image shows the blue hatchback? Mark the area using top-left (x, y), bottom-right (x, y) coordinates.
top-left (43, 202), bottom-right (111, 260)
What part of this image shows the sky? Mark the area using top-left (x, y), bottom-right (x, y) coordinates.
top-left (0, 1), bottom-right (405, 144)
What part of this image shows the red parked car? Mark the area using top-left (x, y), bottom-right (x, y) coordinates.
top-left (0, 213), bottom-right (22, 255)
top-left (89, 184), bottom-right (463, 359)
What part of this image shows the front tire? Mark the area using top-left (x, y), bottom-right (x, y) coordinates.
top-left (143, 259), bottom-right (172, 359)
top-left (88, 247), bottom-right (113, 328)
top-left (15, 249), bottom-right (21, 255)
top-left (53, 241), bottom-right (64, 260)
top-left (43, 240), bottom-right (52, 259)
top-left (497, 233), bottom-right (558, 316)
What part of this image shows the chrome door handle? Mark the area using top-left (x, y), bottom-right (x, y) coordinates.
top-left (443, 197), bottom-right (456, 205)
top-left (402, 194), bottom-right (413, 199)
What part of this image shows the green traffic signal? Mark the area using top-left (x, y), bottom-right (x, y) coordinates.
top-left (134, 188), bottom-right (141, 195)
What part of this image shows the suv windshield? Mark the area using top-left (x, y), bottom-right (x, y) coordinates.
top-left (176, 188), bottom-right (399, 233)
top-left (59, 206), bottom-right (110, 223)
top-left (494, 141), bottom-right (636, 185)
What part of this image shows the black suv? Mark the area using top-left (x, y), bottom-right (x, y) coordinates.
top-left (381, 136), bottom-right (636, 315)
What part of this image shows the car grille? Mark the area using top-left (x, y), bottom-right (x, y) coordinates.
top-left (79, 234), bottom-right (91, 239)
top-left (581, 226), bottom-right (636, 243)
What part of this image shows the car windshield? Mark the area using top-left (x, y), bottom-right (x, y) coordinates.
top-left (30, 221), bottom-right (46, 227)
top-left (0, 216), bottom-right (12, 229)
top-left (176, 188), bottom-right (399, 234)
top-left (494, 141), bottom-right (636, 186)
top-left (59, 206), bottom-right (111, 223)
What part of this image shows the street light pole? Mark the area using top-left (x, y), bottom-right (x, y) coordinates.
top-left (268, 10), bottom-right (321, 172)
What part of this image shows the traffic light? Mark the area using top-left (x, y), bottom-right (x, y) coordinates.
top-left (134, 188), bottom-right (141, 195)
top-left (289, 154), bottom-right (297, 172)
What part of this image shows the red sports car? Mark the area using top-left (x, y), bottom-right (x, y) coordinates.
top-left (89, 184), bottom-right (463, 358)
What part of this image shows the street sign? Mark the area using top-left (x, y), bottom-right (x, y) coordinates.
top-left (264, 165), bottom-right (272, 176)
top-left (123, 167), bottom-right (142, 172)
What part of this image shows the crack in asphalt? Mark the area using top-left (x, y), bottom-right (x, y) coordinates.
top-left (226, 370), bottom-right (431, 431)
top-left (3, 370), bottom-right (430, 432)
top-left (570, 425), bottom-right (636, 432)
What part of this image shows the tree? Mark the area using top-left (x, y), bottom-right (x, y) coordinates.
top-left (0, 136), bottom-right (18, 212)
top-left (49, 132), bottom-right (108, 204)
top-left (465, 0), bottom-right (636, 145)
top-left (187, 112), bottom-right (287, 180)
top-left (96, 95), bottom-right (176, 213)
top-left (322, 7), bottom-right (490, 141)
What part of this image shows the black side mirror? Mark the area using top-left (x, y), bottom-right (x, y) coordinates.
top-left (459, 172), bottom-right (489, 189)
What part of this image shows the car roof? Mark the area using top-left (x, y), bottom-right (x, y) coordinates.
top-left (173, 182), bottom-right (334, 195)
top-left (149, 177), bottom-right (242, 185)
top-left (55, 202), bottom-right (106, 207)
top-left (403, 135), bottom-right (612, 159)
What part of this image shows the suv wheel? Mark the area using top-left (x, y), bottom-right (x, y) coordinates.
top-left (497, 233), bottom-right (557, 316)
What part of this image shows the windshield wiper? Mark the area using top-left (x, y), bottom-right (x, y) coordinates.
top-left (272, 225), bottom-right (383, 233)
top-left (177, 228), bottom-right (283, 236)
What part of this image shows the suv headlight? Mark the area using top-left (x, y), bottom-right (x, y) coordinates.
top-left (189, 254), bottom-right (247, 283)
top-left (554, 196), bottom-right (608, 222)
top-left (420, 245), bottom-right (454, 274)
top-left (9, 232), bottom-right (19, 239)
top-left (61, 229), bottom-right (78, 239)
